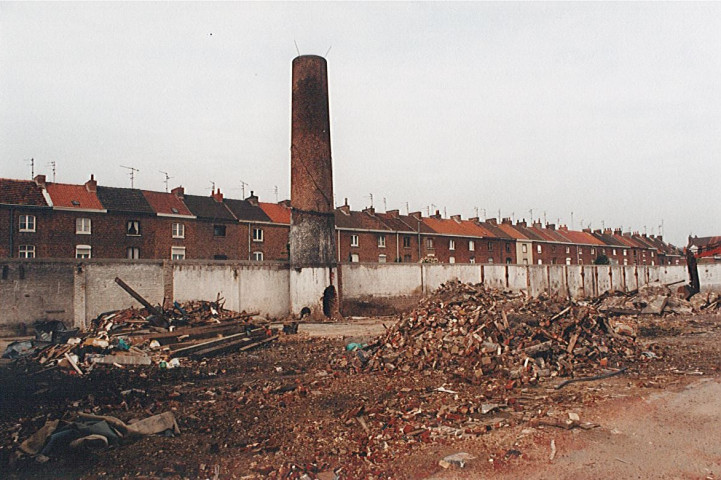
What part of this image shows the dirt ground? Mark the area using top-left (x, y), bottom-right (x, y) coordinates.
top-left (1, 313), bottom-right (720, 479)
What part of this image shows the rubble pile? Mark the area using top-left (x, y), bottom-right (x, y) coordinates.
top-left (598, 284), bottom-right (720, 316)
top-left (2, 299), bottom-right (277, 373)
top-left (344, 281), bottom-right (639, 384)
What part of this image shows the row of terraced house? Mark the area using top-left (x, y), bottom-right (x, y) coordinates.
top-left (1, 175), bottom-right (684, 266)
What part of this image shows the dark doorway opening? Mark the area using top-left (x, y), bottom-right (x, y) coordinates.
top-left (322, 285), bottom-right (337, 318)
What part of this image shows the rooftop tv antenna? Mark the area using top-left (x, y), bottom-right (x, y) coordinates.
top-left (159, 171), bottom-right (172, 192)
top-left (368, 193), bottom-right (374, 208)
top-left (210, 181), bottom-right (216, 194)
top-left (274, 185), bottom-right (279, 202)
top-left (405, 202), bottom-right (410, 215)
top-left (383, 197), bottom-right (387, 212)
top-left (26, 158), bottom-right (34, 179)
top-left (239, 180), bottom-right (248, 199)
top-left (47, 161), bottom-right (56, 183)
top-left (120, 165), bottom-right (139, 188)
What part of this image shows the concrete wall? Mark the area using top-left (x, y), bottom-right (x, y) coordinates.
top-left (0, 260), bottom-right (75, 334)
top-left (3, 260), bottom-right (721, 333)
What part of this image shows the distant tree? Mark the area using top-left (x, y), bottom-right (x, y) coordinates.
top-left (593, 254), bottom-right (610, 265)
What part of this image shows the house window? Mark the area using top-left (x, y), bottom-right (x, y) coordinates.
top-left (537, 245), bottom-right (542, 254)
top-left (578, 248), bottom-right (582, 255)
top-left (565, 246), bottom-right (570, 254)
top-left (469, 240), bottom-right (475, 251)
top-left (19, 215), bottom-right (36, 232)
top-left (172, 223), bottom-right (185, 239)
top-left (403, 236), bottom-right (411, 248)
top-left (76, 218), bottom-right (91, 234)
top-left (125, 247), bottom-right (139, 259)
top-left (487, 242), bottom-right (493, 250)
top-left (623, 250), bottom-right (627, 256)
top-left (213, 225), bottom-right (226, 237)
top-left (253, 228), bottom-right (264, 242)
top-left (651, 251), bottom-right (655, 258)
top-left (426, 238), bottom-right (434, 249)
top-left (403, 254), bottom-right (412, 263)
top-left (126, 220), bottom-right (140, 236)
top-left (449, 239), bottom-right (455, 251)
top-left (378, 254), bottom-right (387, 263)
top-left (18, 245), bottom-right (35, 258)
top-left (591, 248), bottom-right (596, 255)
top-left (506, 243), bottom-right (511, 253)
top-left (449, 256), bottom-right (455, 264)
top-left (170, 247), bottom-right (185, 260)
top-left (538, 259), bottom-right (543, 265)
top-left (566, 257), bottom-right (571, 265)
top-left (522, 244), bottom-right (528, 253)
top-left (523, 258), bottom-right (529, 265)
top-left (351, 234), bottom-right (359, 247)
top-left (252, 251), bottom-right (264, 261)
top-left (469, 256), bottom-right (475, 264)
top-left (552, 245), bottom-right (556, 252)
top-left (612, 249), bottom-right (617, 256)
top-left (378, 235), bottom-right (386, 248)
top-left (487, 258), bottom-right (494, 264)
top-left (76, 245), bottom-right (92, 259)
top-left (351, 253), bottom-right (359, 263)
top-left (624, 259), bottom-right (628, 265)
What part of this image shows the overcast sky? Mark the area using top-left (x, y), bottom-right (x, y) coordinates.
top-left (1, 2), bottom-right (719, 246)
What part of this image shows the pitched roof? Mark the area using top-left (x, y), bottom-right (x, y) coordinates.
top-left (335, 209), bottom-right (392, 231)
top-left (96, 186), bottom-right (155, 214)
top-left (422, 217), bottom-right (495, 238)
top-left (46, 183), bottom-right (104, 210)
top-left (689, 236), bottom-right (721, 249)
top-left (224, 199), bottom-right (272, 222)
top-left (0, 178), bottom-right (48, 207)
top-left (141, 190), bottom-right (193, 217)
top-left (495, 223), bottom-right (530, 240)
top-left (183, 194), bottom-right (236, 221)
top-left (556, 228), bottom-right (605, 245)
top-left (376, 213), bottom-right (417, 233)
top-left (259, 202), bottom-right (291, 224)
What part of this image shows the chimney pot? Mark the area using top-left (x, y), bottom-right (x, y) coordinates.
top-left (171, 186), bottom-right (185, 199)
top-left (33, 175), bottom-right (46, 187)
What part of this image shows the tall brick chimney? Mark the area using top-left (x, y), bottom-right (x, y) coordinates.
top-left (171, 186), bottom-right (185, 200)
top-left (289, 55), bottom-right (336, 269)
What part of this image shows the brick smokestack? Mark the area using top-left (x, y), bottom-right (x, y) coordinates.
top-left (289, 55), bottom-right (336, 268)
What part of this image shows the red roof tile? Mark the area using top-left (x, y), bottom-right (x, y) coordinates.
top-left (422, 217), bottom-right (495, 238)
top-left (557, 229), bottom-right (605, 245)
top-left (142, 190), bottom-right (193, 216)
top-left (45, 183), bottom-right (103, 210)
top-left (259, 202), bottom-right (291, 224)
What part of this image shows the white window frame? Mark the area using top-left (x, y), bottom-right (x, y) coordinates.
top-left (252, 228), bottom-right (264, 242)
top-left (127, 247), bottom-right (140, 259)
top-left (487, 257), bottom-right (494, 264)
top-left (126, 220), bottom-right (140, 236)
top-left (378, 235), bottom-right (386, 248)
top-left (523, 258), bottom-right (529, 265)
top-left (426, 238), bottom-right (434, 249)
top-left (623, 249), bottom-right (627, 256)
top-left (171, 246), bottom-right (186, 260)
top-left (449, 239), bottom-right (455, 251)
top-left (76, 245), bottom-right (92, 259)
top-left (449, 256), bottom-right (455, 264)
top-left (19, 215), bottom-right (36, 232)
top-left (18, 245), bottom-right (35, 258)
top-left (172, 223), bottom-right (185, 239)
top-left (403, 236), bottom-right (411, 248)
top-left (252, 251), bottom-right (264, 261)
top-left (612, 249), bottom-right (617, 256)
top-left (378, 254), bottom-right (387, 263)
top-left (566, 257), bottom-right (571, 265)
top-left (76, 217), bottom-right (92, 235)
top-left (537, 244), bottom-right (542, 254)
top-left (351, 234), bottom-right (359, 247)
top-left (537, 259), bottom-right (542, 265)
top-left (469, 256), bottom-right (475, 264)
top-left (591, 248), bottom-right (596, 255)
top-left (565, 246), bottom-right (570, 254)
top-left (522, 244), bottom-right (528, 253)
top-left (469, 240), bottom-right (475, 251)
top-left (350, 253), bottom-right (360, 263)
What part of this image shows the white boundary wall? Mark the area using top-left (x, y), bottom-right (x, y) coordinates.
top-left (3, 260), bottom-right (721, 331)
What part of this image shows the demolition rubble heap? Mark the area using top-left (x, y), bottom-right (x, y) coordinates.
top-left (3, 297), bottom-right (277, 373)
top-left (348, 281), bottom-right (707, 385)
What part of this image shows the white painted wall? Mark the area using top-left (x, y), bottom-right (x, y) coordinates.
top-left (507, 265), bottom-right (528, 292)
top-left (596, 266), bottom-right (612, 295)
top-left (289, 267), bottom-right (337, 316)
top-left (174, 264), bottom-right (241, 312)
top-left (83, 262), bottom-right (165, 322)
top-left (484, 265), bottom-right (508, 290)
top-left (547, 266), bottom-right (566, 297)
top-left (528, 266), bottom-right (548, 297)
top-left (699, 264), bottom-right (721, 291)
top-left (610, 266), bottom-right (625, 292)
top-left (566, 265), bottom-right (584, 299)
top-left (239, 265), bottom-right (289, 318)
top-left (341, 264), bottom-right (422, 298)
top-left (422, 264), bottom-right (481, 293)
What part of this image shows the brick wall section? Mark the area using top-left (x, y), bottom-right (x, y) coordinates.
top-left (246, 223), bottom-right (290, 261)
